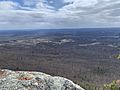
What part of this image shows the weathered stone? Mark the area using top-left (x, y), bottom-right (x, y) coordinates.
top-left (0, 69), bottom-right (84, 90)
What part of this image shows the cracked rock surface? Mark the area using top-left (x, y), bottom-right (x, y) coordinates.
top-left (0, 69), bottom-right (84, 90)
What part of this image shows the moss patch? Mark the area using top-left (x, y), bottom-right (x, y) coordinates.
top-left (117, 54), bottom-right (120, 60)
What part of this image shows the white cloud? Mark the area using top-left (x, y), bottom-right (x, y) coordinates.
top-left (59, 0), bottom-right (120, 26)
top-left (36, 2), bottom-right (55, 10)
top-left (63, 0), bottom-right (98, 7)
top-left (0, 0), bottom-right (120, 30)
top-left (0, 1), bottom-right (19, 10)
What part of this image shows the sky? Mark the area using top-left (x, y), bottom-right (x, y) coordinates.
top-left (0, 0), bottom-right (120, 30)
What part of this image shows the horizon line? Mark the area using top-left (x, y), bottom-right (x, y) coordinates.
top-left (0, 27), bottom-right (120, 31)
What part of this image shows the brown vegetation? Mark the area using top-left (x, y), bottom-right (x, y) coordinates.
top-left (0, 29), bottom-right (120, 90)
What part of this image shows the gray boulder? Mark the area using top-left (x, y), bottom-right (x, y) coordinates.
top-left (0, 69), bottom-right (84, 90)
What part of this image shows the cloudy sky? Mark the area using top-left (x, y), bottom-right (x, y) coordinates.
top-left (0, 0), bottom-right (120, 30)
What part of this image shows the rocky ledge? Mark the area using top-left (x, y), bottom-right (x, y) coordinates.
top-left (0, 69), bottom-right (84, 90)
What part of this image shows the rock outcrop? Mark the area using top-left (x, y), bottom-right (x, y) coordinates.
top-left (0, 69), bottom-right (84, 90)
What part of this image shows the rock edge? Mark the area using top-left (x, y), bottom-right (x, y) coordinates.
top-left (0, 69), bottom-right (84, 90)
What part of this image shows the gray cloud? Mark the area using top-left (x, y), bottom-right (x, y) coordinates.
top-left (0, 0), bottom-right (120, 30)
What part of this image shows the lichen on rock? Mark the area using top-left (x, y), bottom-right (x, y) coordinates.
top-left (0, 69), bottom-right (84, 90)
